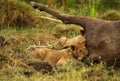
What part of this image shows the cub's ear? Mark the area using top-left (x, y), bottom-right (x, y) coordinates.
top-left (80, 29), bottom-right (85, 36)
top-left (59, 36), bottom-right (67, 46)
top-left (70, 45), bottom-right (76, 51)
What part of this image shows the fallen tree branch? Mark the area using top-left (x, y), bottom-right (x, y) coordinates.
top-left (37, 16), bottom-right (62, 23)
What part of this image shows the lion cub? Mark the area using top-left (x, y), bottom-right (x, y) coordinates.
top-left (27, 47), bottom-right (73, 65)
top-left (58, 35), bottom-right (88, 60)
top-left (28, 34), bottom-right (87, 65)
top-left (28, 41), bottom-right (87, 65)
top-left (59, 35), bottom-right (85, 47)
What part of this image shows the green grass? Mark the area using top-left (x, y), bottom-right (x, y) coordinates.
top-left (0, 1), bottom-right (120, 81)
top-left (0, 0), bottom-right (38, 27)
top-left (0, 61), bottom-right (120, 81)
top-left (0, 23), bottom-right (120, 81)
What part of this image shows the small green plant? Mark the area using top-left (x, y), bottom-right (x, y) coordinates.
top-left (100, 10), bottom-right (120, 20)
top-left (65, 0), bottom-right (73, 7)
top-left (99, 0), bottom-right (120, 10)
top-left (84, 0), bottom-right (98, 17)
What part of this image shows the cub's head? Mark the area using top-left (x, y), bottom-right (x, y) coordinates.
top-left (69, 42), bottom-right (88, 60)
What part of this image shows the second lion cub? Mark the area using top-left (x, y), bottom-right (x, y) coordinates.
top-left (27, 47), bottom-right (73, 65)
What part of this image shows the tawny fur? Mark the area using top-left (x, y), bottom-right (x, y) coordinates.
top-left (28, 40), bottom-right (87, 65)
top-left (58, 35), bottom-right (87, 60)
top-left (59, 35), bottom-right (85, 48)
top-left (72, 42), bottom-right (88, 60)
top-left (27, 47), bottom-right (73, 65)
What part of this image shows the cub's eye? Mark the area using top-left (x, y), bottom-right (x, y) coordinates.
top-left (79, 50), bottom-right (82, 52)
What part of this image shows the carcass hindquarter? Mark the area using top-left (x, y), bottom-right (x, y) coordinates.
top-left (85, 20), bottom-right (120, 63)
top-left (30, 2), bottom-right (120, 66)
